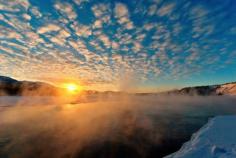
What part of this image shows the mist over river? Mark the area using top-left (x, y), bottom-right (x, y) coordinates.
top-left (0, 95), bottom-right (236, 158)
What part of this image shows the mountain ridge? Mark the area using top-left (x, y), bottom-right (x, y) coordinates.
top-left (0, 76), bottom-right (59, 96)
top-left (0, 76), bottom-right (236, 96)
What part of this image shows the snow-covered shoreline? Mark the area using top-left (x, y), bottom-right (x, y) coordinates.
top-left (165, 115), bottom-right (236, 158)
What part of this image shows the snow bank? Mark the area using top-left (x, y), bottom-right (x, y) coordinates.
top-left (165, 116), bottom-right (236, 158)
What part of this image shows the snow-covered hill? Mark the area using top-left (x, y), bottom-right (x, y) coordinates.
top-left (166, 82), bottom-right (236, 96)
top-left (216, 83), bottom-right (236, 95)
top-left (165, 116), bottom-right (236, 158)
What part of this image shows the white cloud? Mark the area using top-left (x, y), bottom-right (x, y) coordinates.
top-left (189, 5), bottom-right (208, 19)
top-left (58, 29), bottom-right (71, 38)
top-left (92, 3), bottom-right (110, 17)
top-left (125, 21), bottom-right (133, 30)
top-left (0, 26), bottom-right (22, 39)
top-left (54, 2), bottom-right (77, 20)
top-left (114, 3), bottom-right (134, 30)
top-left (48, 29), bottom-right (71, 47)
top-left (112, 41), bottom-right (120, 49)
top-left (38, 24), bottom-right (61, 34)
top-left (89, 39), bottom-right (104, 51)
top-left (114, 3), bottom-right (129, 18)
top-left (148, 5), bottom-right (157, 16)
top-left (51, 37), bottom-right (65, 46)
top-left (24, 31), bottom-right (45, 46)
top-left (99, 33), bottom-right (111, 48)
top-left (132, 42), bottom-right (142, 53)
top-left (93, 20), bottom-right (102, 28)
top-left (1, 40), bottom-right (28, 52)
top-left (22, 13), bottom-right (31, 21)
top-left (144, 23), bottom-right (156, 31)
top-left (1, 13), bottom-right (31, 31)
top-left (0, 0), bottom-right (30, 12)
top-left (135, 33), bottom-right (146, 42)
top-left (157, 3), bottom-right (175, 17)
top-left (73, 23), bottom-right (92, 37)
top-left (30, 6), bottom-right (42, 18)
top-left (73, 0), bottom-right (89, 6)
top-left (92, 3), bottom-right (111, 28)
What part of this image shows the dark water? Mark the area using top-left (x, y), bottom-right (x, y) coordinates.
top-left (0, 96), bottom-right (236, 158)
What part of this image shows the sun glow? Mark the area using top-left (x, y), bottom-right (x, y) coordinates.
top-left (63, 83), bottom-right (82, 94)
top-left (67, 84), bottom-right (77, 91)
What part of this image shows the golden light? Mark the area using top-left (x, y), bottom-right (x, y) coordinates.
top-left (62, 83), bottom-right (82, 94)
top-left (67, 84), bottom-right (77, 92)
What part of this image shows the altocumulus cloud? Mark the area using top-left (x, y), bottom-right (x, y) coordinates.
top-left (0, 0), bottom-right (236, 90)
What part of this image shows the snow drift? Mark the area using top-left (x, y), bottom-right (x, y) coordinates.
top-left (165, 115), bottom-right (236, 158)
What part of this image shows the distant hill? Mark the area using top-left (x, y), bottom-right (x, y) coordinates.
top-left (166, 82), bottom-right (236, 96)
top-left (0, 76), bottom-right (59, 96)
top-left (0, 75), bottom-right (236, 96)
top-left (0, 76), bottom-right (18, 84)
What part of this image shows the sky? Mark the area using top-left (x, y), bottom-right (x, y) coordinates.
top-left (0, 0), bottom-right (236, 92)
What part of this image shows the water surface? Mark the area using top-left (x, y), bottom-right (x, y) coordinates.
top-left (0, 95), bottom-right (236, 158)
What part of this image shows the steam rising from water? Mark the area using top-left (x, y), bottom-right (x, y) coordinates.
top-left (0, 95), bottom-right (236, 158)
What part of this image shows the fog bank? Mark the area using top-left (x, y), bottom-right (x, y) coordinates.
top-left (0, 95), bottom-right (236, 158)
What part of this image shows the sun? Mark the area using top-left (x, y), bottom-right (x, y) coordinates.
top-left (63, 83), bottom-right (82, 94)
top-left (67, 84), bottom-right (77, 91)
